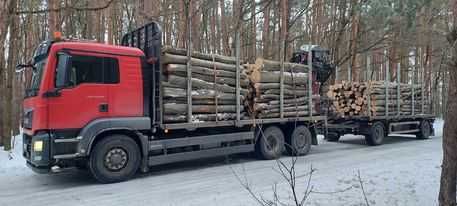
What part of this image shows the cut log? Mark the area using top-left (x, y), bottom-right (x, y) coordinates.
top-left (162, 53), bottom-right (239, 72)
top-left (163, 47), bottom-right (238, 64)
top-left (165, 64), bottom-right (247, 78)
top-left (163, 103), bottom-right (243, 115)
top-left (163, 113), bottom-right (244, 123)
top-left (249, 70), bottom-right (309, 84)
top-left (163, 87), bottom-right (242, 100)
top-left (254, 58), bottom-right (309, 73)
top-left (170, 71), bottom-right (248, 86)
top-left (165, 75), bottom-right (248, 94)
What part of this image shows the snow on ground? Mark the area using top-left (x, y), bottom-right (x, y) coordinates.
top-left (0, 119), bottom-right (444, 206)
top-left (0, 133), bottom-right (33, 176)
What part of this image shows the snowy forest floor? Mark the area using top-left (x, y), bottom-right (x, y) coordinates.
top-left (0, 120), bottom-right (444, 206)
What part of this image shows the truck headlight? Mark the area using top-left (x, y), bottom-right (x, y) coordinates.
top-left (33, 140), bottom-right (43, 152)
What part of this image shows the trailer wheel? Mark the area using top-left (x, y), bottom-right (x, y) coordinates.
top-left (255, 126), bottom-right (285, 160)
top-left (416, 120), bottom-right (431, 139)
top-left (286, 126), bottom-right (312, 156)
top-left (89, 135), bottom-right (141, 183)
top-left (365, 122), bottom-right (385, 146)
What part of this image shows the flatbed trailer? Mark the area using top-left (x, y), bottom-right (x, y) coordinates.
top-left (120, 22), bottom-right (327, 172)
top-left (326, 114), bottom-right (434, 145)
top-left (325, 56), bottom-right (435, 145)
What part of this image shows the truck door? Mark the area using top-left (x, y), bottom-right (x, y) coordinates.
top-left (47, 52), bottom-right (119, 130)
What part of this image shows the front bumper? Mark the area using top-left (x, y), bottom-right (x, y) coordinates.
top-left (23, 131), bottom-right (82, 174)
top-left (26, 161), bottom-right (51, 174)
top-left (23, 132), bottom-right (52, 170)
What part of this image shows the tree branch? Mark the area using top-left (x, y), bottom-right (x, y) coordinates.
top-left (15, 0), bottom-right (115, 15)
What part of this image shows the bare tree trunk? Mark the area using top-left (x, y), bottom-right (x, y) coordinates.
top-left (48, 0), bottom-right (59, 37)
top-left (439, 2), bottom-right (457, 203)
top-left (262, 2), bottom-right (270, 58)
top-left (439, 57), bottom-right (457, 205)
top-left (219, 0), bottom-right (230, 55)
top-left (3, 1), bottom-right (18, 150)
top-left (178, 0), bottom-right (186, 48)
top-left (249, 0), bottom-right (256, 62)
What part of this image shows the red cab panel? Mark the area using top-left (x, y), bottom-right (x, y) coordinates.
top-left (24, 41), bottom-right (145, 134)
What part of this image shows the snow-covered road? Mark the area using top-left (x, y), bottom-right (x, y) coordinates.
top-left (0, 121), bottom-right (443, 206)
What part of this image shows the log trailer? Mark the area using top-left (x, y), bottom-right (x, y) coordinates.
top-left (19, 21), bottom-right (433, 183)
top-left (323, 62), bottom-right (435, 145)
top-left (20, 22), bottom-right (331, 183)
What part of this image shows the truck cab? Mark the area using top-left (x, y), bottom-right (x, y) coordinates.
top-left (22, 39), bottom-right (151, 176)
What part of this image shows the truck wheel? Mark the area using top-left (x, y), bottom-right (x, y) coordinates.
top-left (89, 135), bottom-right (141, 183)
top-left (416, 120), bottom-right (431, 139)
top-left (365, 122), bottom-right (385, 146)
top-left (286, 126), bottom-right (312, 156)
top-left (326, 132), bottom-right (341, 142)
top-left (255, 126), bottom-right (285, 160)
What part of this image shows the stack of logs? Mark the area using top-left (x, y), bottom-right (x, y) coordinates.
top-left (327, 81), bottom-right (428, 117)
top-left (246, 58), bottom-right (315, 118)
top-left (161, 47), bottom-right (249, 123)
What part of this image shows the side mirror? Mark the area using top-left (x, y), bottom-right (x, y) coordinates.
top-left (55, 52), bottom-right (72, 88)
top-left (15, 63), bottom-right (34, 73)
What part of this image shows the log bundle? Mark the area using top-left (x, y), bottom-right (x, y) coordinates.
top-left (327, 81), bottom-right (429, 117)
top-left (161, 47), bottom-right (248, 123)
top-left (246, 58), bottom-right (316, 118)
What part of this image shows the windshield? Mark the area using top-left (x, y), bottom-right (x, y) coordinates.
top-left (25, 59), bottom-right (46, 98)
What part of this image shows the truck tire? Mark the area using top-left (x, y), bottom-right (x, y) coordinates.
top-left (286, 126), bottom-right (312, 156)
top-left (89, 135), bottom-right (141, 183)
top-left (326, 132), bottom-right (341, 142)
top-left (255, 126), bottom-right (285, 160)
top-left (365, 122), bottom-right (385, 146)
top-left (416, 120), bottom-right (431, 139)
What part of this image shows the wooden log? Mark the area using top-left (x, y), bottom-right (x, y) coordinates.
top-left (249, 70), bottom-right (309, 84)
top-left (165, 64), bottom-right (247, 78)
top-left (253, 83), bottom-right (307, 91)
top-left (164, 99), bottom-right (240, 105)
top-left (163, 113), bottom-right (243, 123)
top-left (254, 58), bottom-right (309, 73)
top-left (163, 87), bottom-right (242, 100)
top-left (257, 111), bottom-right (316, 118)
top-left (254, 102), bottom-right (308, 111)
top-left (163, 103), bottom-right (243, 115)
top-left (260, 105), bottom-right (309, 114)
top-left (165, 75), bottom-right (248, 94)
top-left (170, 71), bottom-right (249, 87)
top-left (163, 47), bottom-right (238, 64)
top-left (162, 53), bottom-right (239, 72)
top-left (263, 89), bottom-right (307, 96)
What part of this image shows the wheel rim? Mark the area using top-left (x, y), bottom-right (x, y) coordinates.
top-left (266, 135), bottom-right (278, 151)
top-left (294, 132), bottom-right (306, 149)
top-left (104, 148), bottom-right (129, 171)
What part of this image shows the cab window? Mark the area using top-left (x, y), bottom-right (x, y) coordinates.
top-left (56, 54), bottom-right (120, 88)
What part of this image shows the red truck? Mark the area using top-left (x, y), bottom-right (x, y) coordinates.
top-left (20, 22), bottom-right (332, 183)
